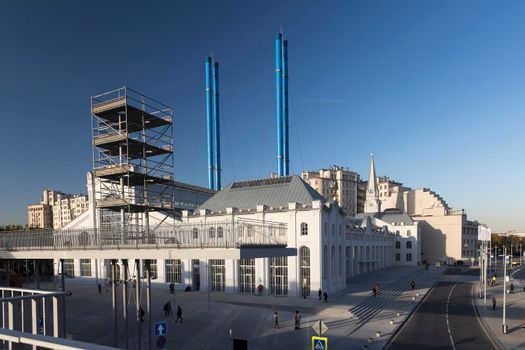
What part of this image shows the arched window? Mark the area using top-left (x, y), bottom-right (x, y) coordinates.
top-left (300, 246), bottom-right (311, 297)
top-left (300, 222), bottom-right (308, 236)
top-left (208, 227), bottom-right (216, 239)
top-left (192, 228), bottom-right (199, 239)
top-left (406, 241), bottom-right (412, 249)
top-left (395, 241), bottom-right (400, 249)
top-left (331, 246), bottom-right (336, 279)
top-left (407, 230), bottom-right (412, 237)
top-left (217, 227), bottom-right (224, 239)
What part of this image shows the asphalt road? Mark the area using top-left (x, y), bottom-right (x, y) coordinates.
top-left (387, 281), bottom-right (496, 350)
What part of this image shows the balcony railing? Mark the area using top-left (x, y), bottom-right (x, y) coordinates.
top-left (0, 220), bottom-right (287, 252)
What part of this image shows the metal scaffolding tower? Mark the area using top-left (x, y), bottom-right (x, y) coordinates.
top-left (91, 87), bottom-right (175, 234)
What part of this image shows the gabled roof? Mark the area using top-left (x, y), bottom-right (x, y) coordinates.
top-left (354, 208), bottom-right (414, 226)
top-left (198, 175), bottom-right (325, 212)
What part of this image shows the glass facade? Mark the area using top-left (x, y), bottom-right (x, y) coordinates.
top-left (270, 257), bottom-right (288, 295)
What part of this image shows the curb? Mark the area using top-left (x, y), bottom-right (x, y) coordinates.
top-left (382, 280), bottom-right (437, 350)
top-left (471, 282), bottom-right (504, 350)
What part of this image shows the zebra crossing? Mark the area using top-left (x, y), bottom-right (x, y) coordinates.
top-left (348, 288), bottom-right (403, 322)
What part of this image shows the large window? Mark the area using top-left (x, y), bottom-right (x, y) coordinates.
top-left (217, 227), bottom-right (224, 239)
top-left (165, 259), bottom-right (182, 283)
top-left (80, 259), bottom-right (91, 277)
top-left (192, 228), bottom-right (199, 240)
top-left (63, 259), bottom-right (74, 277)
top-left (300, 222), bottom-right (308, 236)
top-left (300, 247), bottom-right (311, 297)
top-left (270, 257), bottom-right (288, 295)
top-left (143, 260), bottom-right (157, 279)
top-left (208, 227), bottom-right (216, 239)
top-left (239, 259), bottom-right (255, 294)
top-left (406, 253), bottom-right (412, 262)
top-left (406, 241), bottom-right (412, 249)
top-left (395, 241), bottom-right (400, 249)
top-left (210, 259), bottom-right (225, 292)
top-left (395, 253), bottom-right (400, 261)
top-left (323, 246), bottom-right (328, 278)
top-left (331, 246), bottom-right (336, 279)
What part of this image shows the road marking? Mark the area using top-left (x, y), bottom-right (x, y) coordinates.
top-left (446, 283), bottom-right (457, 350)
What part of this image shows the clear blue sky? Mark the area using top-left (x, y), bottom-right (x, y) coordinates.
top-left (0, 1), bottom-right (524, 231)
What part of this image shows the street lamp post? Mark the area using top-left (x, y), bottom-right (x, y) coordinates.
top-left (502, 246), bottom-right (508, 334)
top-left (520, 243), bottom-right (523, 266)
top-left (495, 245), bottom-right (498, 272)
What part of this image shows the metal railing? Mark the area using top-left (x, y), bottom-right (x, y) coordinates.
top-left (0, 220), bottom-right (287, 252)
top-left (0, 287), bottom-right (67, 350)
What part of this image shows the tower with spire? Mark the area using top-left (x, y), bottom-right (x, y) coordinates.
top-left (364, 153), bottom-right (381, 213)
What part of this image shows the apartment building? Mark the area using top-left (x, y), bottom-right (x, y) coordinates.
top-left (27, 204), bottom-right (53, 229)
top-left (53, 194), bottom-right (89, 229)
top-left (27, 190), bottom-right (89, 229)
top-left (302, 165), bottom-right (360, 216)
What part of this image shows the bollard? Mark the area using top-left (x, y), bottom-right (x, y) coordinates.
top-left (412, 296), bottom-right (416, 300)
top-left (390, 319), bottom-right (394, 325)
top-left (368, 338), bottom-right (373, 344)
top-left (416, 293), bottom-right (420, 297)
top-left (396, 312), bottom-right (401, 317)
top-left (376, 331), bottom-right (381, 338)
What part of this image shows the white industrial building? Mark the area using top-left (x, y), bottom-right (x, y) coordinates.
top-left (58, 175), bottom-right (395, 297)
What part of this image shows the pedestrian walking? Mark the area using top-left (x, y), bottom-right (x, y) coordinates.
top-left (372, 287), bottom-right (377, 297)
top-left (375, 283), bottom-right (381, 295)
top-left (294, 311), bottom-right (301, 330)
top-left (175, 305), bottom-right (183, 323)
top-left (168, 301), bottom-right (173, 316)
top-left (492, 296), bottom-right (497, 310)
top-left (318, 289), bottom-right (322, 301)
top-left (411, 280), bottom-right (416, 290)
top-left (273, 312), bottom-right (279, 329)
top-left (169, 282), bottom-right (174, 294)
top-left (323, 292), bottom-right (328, 303)
top-left (97, 283), bottom-right (101, 294)
top-left (163, 302), bottom-right (169, 317)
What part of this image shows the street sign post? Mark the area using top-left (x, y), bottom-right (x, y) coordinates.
top-left (312, 320), bottom-right (328, 336)
top-left (156, 335), bottom-right (166, 349)
top-left (312, 336), bottom-right (328, 350)
top-left (154, 322), bottom-right (167, 336)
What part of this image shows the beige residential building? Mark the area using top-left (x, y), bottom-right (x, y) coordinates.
top-left (302, 165), bottom-right (360, 216)
top-left (27, 204), bottom-right (53, 229)
top-left (53, 194), bottom-right (89, 229)
top-left (27, 190), bottom-right (89, 230)
top-left (381, 186), bottom-right (480, 263)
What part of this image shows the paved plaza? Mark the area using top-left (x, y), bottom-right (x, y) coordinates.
top-left (28, 265), bottom-right (440, 350)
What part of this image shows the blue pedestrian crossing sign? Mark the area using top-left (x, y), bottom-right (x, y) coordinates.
top-left (154, 322), bottom-right (167, 336)
top-left (312, 336), bottom-right (328, 350)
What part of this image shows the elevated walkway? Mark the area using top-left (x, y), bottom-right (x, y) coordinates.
top-left (0, 221), bottom-right (295, 260)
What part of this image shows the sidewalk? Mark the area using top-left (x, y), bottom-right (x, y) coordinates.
top-left (26, 265), bottom-right (442, 349)
top-left (475, 274), bottom-right (525, 350)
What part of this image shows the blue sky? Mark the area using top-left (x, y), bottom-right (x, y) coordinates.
top-left (0, 1), bottom-right (524, 231)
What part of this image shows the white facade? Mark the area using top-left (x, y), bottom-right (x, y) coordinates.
top-left (56, 175), bottom-right (395, 297)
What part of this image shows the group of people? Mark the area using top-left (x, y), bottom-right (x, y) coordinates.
top-left (163, 301), bottom-right (183, 322)
top-left (272, 310), bottom-right (302, 330)
top-left (317, 289), bottom-right (328, 302)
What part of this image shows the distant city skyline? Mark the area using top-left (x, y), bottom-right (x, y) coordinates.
top-left (0, 1), bottom-right (524, 231)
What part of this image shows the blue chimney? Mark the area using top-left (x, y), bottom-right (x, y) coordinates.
top-left (275, 33), bottom-right (283, 176)
top-left (282, 39), bottom-right (289, 176)
top-left (213, 61), bottom-right (221, 190)
top-left (205, 56), bottom-right (214, 190)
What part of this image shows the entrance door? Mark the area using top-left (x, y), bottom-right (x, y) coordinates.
top-left (192, 259), bottom-right (200, 291)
